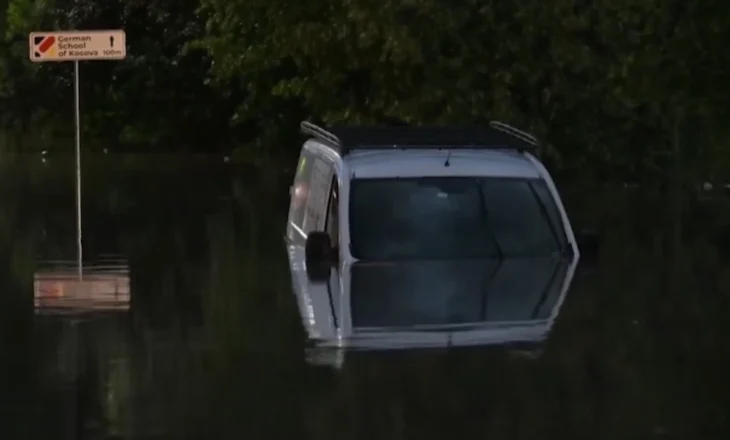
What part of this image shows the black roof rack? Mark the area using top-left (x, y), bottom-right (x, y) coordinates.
top-left (300, 120), bottom-right (538, 156)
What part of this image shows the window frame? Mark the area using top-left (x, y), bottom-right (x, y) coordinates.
top-left (324, 175), bottom-right (339, 247)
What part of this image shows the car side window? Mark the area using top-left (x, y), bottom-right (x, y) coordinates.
top-left (302, 157), bottom-right (334, 233)
top-left (288, 150), bottom-right (314, 241)
top-left (325, 176), bottom-right (339, 248)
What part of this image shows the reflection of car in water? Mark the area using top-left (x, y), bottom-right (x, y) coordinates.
top-left (285, 121), bottom-right (583, 368)
top-left (293, 256), bottom-right (578, 368)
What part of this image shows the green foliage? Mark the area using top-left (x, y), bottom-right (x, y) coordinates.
top-left (0, 0), bottom-right (241, 152)
top-left (2, 0), bottom-right (730, 173)
top-left (195, 0), bottom-right (730, 174)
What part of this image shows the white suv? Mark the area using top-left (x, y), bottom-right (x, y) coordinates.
top-left (285, 120), bottom-right (581, 365)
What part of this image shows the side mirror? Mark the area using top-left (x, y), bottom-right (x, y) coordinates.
top-left (305, 231), bottom-right (333, 281)
top-left (576, 229), bottom-right (600, 257)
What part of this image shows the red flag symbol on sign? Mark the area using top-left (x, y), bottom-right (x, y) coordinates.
top-left (33, 35), bottom-right (56, 58)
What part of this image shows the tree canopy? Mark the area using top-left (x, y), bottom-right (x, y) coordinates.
top-left (1, 0), bottom-right (730, 177)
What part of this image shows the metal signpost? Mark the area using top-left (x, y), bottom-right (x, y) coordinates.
top-left (29, 30), bottom-right (127, 280)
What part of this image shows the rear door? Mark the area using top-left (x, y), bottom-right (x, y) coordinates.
top-left (286, 147), bottom-right (340, 341)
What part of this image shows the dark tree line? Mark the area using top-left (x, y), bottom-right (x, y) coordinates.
top-left (2, 0), bottom-right (730, 180)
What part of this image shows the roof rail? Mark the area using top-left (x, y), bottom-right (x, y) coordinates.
top-left (300, 121), bottom-right (339, 146)
top-left (489, 121), bottom-right (538, 146)
top-left (300, 120), bottom-right (539, 156)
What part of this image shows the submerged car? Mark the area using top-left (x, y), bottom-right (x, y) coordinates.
top-left (285, 120), bottom-right (582, 367)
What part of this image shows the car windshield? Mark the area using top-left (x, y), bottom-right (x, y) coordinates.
top-left (349, 177), bottom-right (568, 260)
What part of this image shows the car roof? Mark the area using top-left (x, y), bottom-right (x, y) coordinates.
top-left (301, 121), bottom-right (543, 179)
top-left (301, 121), bottom-right (538, 151)
top-left (342, 148), bottom-right (541, 179)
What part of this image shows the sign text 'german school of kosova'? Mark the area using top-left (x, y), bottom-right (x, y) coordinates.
top-left (29, 30), bottom-right (126, 62)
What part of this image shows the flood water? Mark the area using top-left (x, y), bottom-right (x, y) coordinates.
top-left (1, 155), bottom-right (729, 439)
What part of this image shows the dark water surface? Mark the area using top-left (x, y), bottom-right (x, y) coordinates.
top-left (1, 155), bottom-right (728, 439)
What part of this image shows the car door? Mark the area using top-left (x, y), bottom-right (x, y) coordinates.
top-left (286, 149), bottom-right (339, 342)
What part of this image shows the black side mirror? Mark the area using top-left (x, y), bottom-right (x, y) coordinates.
top-left (305, 231), bottom-right (333, 281)
top-left (576, 229), bottom-right (600, 257)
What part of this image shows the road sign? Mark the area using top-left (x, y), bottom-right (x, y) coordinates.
top-left (29, 30), bottom-right (126, 62)
top-left (28, 30), bottom-right (128, 279)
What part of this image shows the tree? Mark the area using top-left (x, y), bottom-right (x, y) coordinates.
top-left (0, 0), bottom-right (243, 153)
top-left (197, 0), bottom-right (730, 172)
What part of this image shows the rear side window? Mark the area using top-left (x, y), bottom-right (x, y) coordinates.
top-left (288, 151), bottom-right (314, 237)
top-left (288, 149), bottom-right (335, 240)
top-left (303, 157), bottom-right (334, 233)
